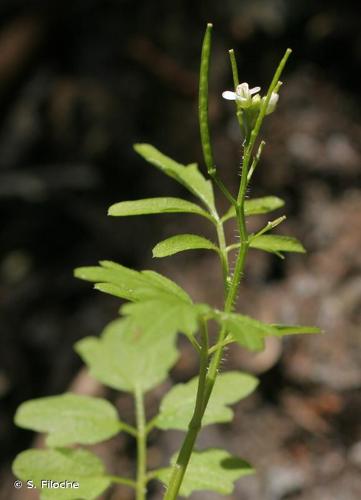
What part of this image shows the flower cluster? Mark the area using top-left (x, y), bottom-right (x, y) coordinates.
top-left (222, 82), bottom-right (279, 115)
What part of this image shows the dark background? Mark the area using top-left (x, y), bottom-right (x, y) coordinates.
top-left (0, 1), bottom-right (360, 499)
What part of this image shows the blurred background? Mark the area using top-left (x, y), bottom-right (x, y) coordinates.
top-left (0, 0), bottom-right (360, 499)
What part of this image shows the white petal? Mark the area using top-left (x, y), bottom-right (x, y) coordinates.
top-left (236, 83), bottom-right (249, 98)
top-left (269, 92), bottom-right (279, 104)
top-left (265, 92), bottom-right (279, 114)
top-left (249, 86), bottom-right (261, 95)
top-left (222, 91), bottom-right (237, 100)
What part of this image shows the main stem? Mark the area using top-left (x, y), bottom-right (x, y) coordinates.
top-left (164, 154), bottom-right (250, 500)
top-left (164, 26), bottom-right (291, 498)
top-left (164, 234), bottom-right (248, 500)
top-left (164, 320), bottom-right (209, 499)
top-left (135, 387), bottom-right (146, 500)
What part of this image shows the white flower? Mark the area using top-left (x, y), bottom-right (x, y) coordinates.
top-left (265, 92), bottom-right (279, 115)
top-left (222, 82), bottom-right (261, 107)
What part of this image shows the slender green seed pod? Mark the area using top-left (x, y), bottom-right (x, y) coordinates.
top-left (199, 23), bottom-right (215, 176)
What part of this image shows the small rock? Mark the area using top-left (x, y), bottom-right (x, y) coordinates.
top-left (348, 441), bottom-right (361, 468)
top-left (264, 465), bottom-right (308, 500)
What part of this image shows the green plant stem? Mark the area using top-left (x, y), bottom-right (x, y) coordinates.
top-left (135, 387), bottom-right (146, 500)
top-left (203, 241), bottom-right (248, 406)
top-left (164, 97), bottom-right (251, 500)
top-left (215, 218), bottom-right (230, 291)
top-left (164, 320), bottom-right (209, 499)
top-left (108, 475), bottom-right (137, 488)
top-left (146, 468), bottom-right (169, 483)
top-left (247, 140), bottom-right (265, 182)
top-left (229, 49), bottom-right (243, 131)
top-left (211, 173), bottom-right (236, 205)
top-left (208, 337), bottom-right (233, 355)
top-left (202, 48), bottom-right (293, 438)
top-left (164, 41), bottom-right (291, 500)
top-left (238, 48), bottom-right (292, 203)
top-left (229, 49), bottom-right (239, 88)
top-left (187, 335), bottom-right (202, 353)
top-left (120, 422), bottom-right (138, 438)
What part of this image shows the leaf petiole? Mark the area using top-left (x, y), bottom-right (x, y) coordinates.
top-left (247, 140), bottom-right (266, 183)
top-left (248, 215), bottom-right (287, 241)
top-left (120, 421), bottom-right (138, 438)
top-left (208, 337), bottom-right (233, 355)
top-left (108, 475), bottom-right (137, 488)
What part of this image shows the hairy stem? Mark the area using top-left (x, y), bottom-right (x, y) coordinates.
top-left (163, 34), bottom-right (291, 500)
top-left (135, 387), bottom-right (146, 500)
top-left (216, 218), bottom-right (230, 293)
top-left (164, 320), bottom-right (209, 499)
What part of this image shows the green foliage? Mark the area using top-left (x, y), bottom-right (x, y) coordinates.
top-left (222, 195), bottom-right (285, 221)
top-left (13, 448), bottom-right (111, 499)
top-left (15, 394), bottom-right (121, 446)
top-left (155, 371), bottom-right (258, 430)
top-left (12, 24), bottom-right (321, 500)
top-left (108, 197), bottom-right (211, 220)
top-left (272, 324), bottom-right (321, 335)
top-left (249, 234), bottom-right (306, 257)
top-left (75, 260), bottom-right (191, 302)
top-left (121, 297), bottom-right (209, 338)
top-left (216, 311), bottom-right (279, 351)
top-left (76, 317), bottom-right (179, 393)
top-left (157, 449), bottom-right (254, 497)
top-left (153, 234), bottom-right (218, 258)
top-left (134, 144), bottom-right (216, 214)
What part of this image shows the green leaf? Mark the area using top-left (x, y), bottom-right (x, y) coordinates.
top-left (108, 197), bottom-right (211, 220)
top-left (121, 296), bottom-right (209, 338)
top-left (157, 449), bottom-right (254, 497)
top-left (141, 270), bottom-right (191, 302)
top-left (134, 144), bottom-right (216, 214)
top-left (271, 324), bottom-right (322, 336)
top-left (222, 196), bottom-right (285, 221)
top-left (13, 448), bottom-right (111, 499)
top-left (75, 260), bottom-right (192, 303)
top-left (155, 371), bottom-right (258, 430)
top-left (249, 234), bottom-right (306, 256)
top-left (75, 261), bottom-right (148, 302)
top-left (153, 234), bottom-right (218, 258)
top-left (75, 317), bottom-right (178, 393)
top-left (217, 312), bottom-right (280, 352)
top-left (14, 394), bottom-right (121, 447)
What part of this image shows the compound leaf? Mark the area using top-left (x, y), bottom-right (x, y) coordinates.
top-left (75, 317), bottom-right (178, 393)
top-left (15, 394), bottom-right (121, 447)
top-left (13, 448), bottom-right (111, 500)
top-left (157, 449), bottom-right (254, 497)
top-left (249, 235), bottom-right (305, 256)
top-left (153, 234), bottom-right (218, 258)
top-left (222, 196), bottom-right (285, 222)
top-left (134, 144), bottom-right (216, 214)
top-left (108, 197), bottom-right (211, 220)
top-left (155, 371), bottom-right (258, 430)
